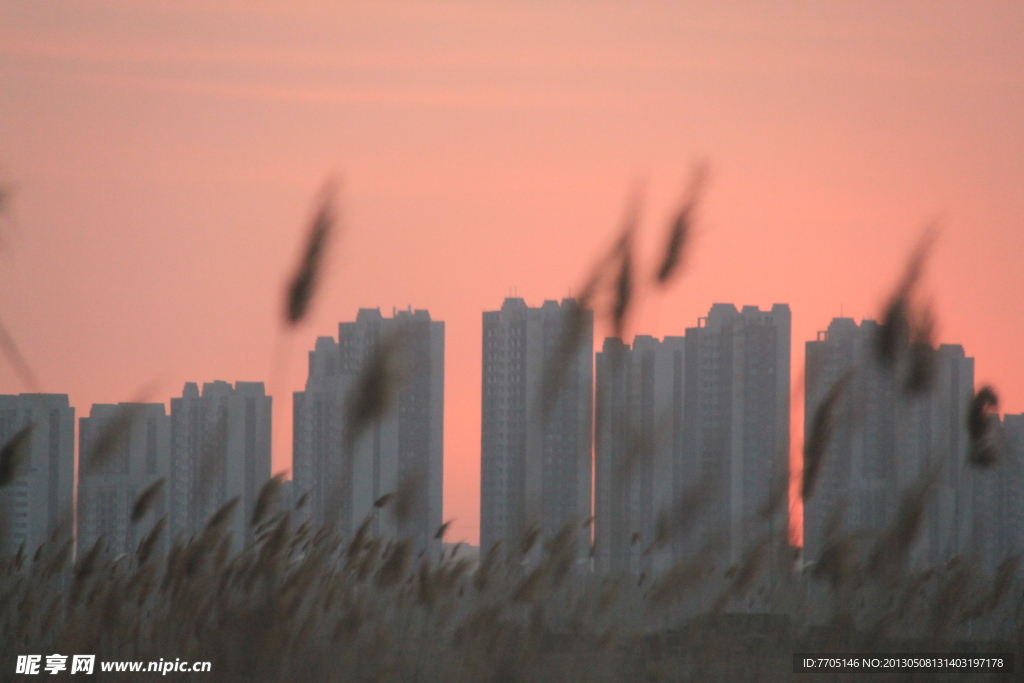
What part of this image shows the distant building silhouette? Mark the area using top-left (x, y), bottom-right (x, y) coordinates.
top-left (169, 381), bottom-right (272, 548)
top-left (973, 414), bottom-right (1024, 575)
top-left (924, 344), bottom-right (976, 566)
top-left (804, 318), bottom-right (897, 566)
top-left (682, 304), bottom-right (791, 568)
top-left (480, 298), bottom-right (592, 557)
top-left (803, 318), bottom-right (975, 569)
top-left (293, 307), bottom-right (444, 556)
top-left (594, 335), bottom-right (684, 576)
top-left (0, 394), bottom-right (74, 558)
top-left (77, 403), bottom-right (170, 558)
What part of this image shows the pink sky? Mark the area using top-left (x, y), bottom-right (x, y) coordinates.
top-left (2, 1), bottom-right (1023, 545)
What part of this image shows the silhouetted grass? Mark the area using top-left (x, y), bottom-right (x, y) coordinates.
top-left (285, 180), bottom-right (336, 327)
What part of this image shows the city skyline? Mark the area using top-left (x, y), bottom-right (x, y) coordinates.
top-left (4, 303), bottom-right (1022, 564)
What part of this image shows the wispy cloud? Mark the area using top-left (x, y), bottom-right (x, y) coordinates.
top-left (6, 58), bottom-right (626, 112)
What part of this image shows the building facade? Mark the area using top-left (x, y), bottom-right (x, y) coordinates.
top-left (925, 343), bottom-right (976, 566)
top-left (292, 307), bottom-right (444, 556)
top-left (973, 414), bottom-right (1024, 575)
top-left (169, 381), bottom-right (272, 548)
top-left (682, 304), bottom-right (791, 568)
top-left (803, 317), bottom-right (976, 570)
top-left (77, 403), bottom-right (170, 557)
top-left (480, 298), bottom-right (592, 556)
top-left (0, 394), bottom-right (75, 558)
top-left (594, 335), bottom-right (685, 576)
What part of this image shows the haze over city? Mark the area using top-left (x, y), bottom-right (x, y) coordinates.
top-left (2, 1), bottom-right (1023, 548)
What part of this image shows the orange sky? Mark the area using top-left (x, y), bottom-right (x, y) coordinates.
top-left (2, 1), bottom-right (1023, 546)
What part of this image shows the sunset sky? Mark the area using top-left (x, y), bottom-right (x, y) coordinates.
top-left (2, 1), bottom-right (1023, 546)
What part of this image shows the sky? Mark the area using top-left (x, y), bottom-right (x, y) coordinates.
top-left (1, 0), bottom-right (1023, 546)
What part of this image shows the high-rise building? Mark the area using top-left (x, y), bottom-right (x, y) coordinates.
top-left (682, 304), bottom-right (791, 567)
top-left (925, 343), bottom-right (976, 566)
top-left (804, 318), bottom-right (895, 565)
top-left (594, 335), bottom-right (684, 576)
top-left (973, 414), bottom-right (1024, 575)
top-left (480, 298), bottom-right (592, 556)
top-left (169, 381), bottom-right (272, 548)
top-left (803, 318), bottom-right (975, 569)
top-left (0, 394), bottom-right (74, 558)
top-left (77, 403), bottom-right (170, 557)
top-left (293, 308), bottom-right (444, 556)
